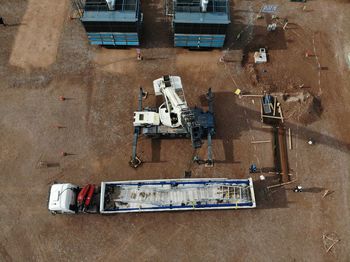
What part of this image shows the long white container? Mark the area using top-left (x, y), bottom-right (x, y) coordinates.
top-left (100, 178), bottom-right (256, 214)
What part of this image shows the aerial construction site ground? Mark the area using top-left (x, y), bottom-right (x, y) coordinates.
top-left (0, 0), bottom-right (349, 261)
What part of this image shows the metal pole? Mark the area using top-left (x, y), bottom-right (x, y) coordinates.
top-left (206, 131), bottom-right (213, 167)
top-left (206, 88), bottom-right (214, 113)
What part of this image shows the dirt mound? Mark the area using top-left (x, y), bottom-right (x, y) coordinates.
top-left (282, 92), bottom-right (323, 125)
top-left (298, 95), bottom-right (323, 125)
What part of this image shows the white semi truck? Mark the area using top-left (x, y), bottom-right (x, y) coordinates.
top-left (48, 178), bottom-right (256, 214)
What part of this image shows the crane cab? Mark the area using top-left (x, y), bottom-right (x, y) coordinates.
top-left (133, 111), bottom-right (160, 126)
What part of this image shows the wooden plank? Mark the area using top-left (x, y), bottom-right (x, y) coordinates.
top-left (288, 128), bottom-right (292, 150)
top-left (240, 94), bottom-right (264, 97)
top-left (278, 127), bottom-right (289, 183)
top-left (267, 179), bottom-right (297, 189)
top-left (279, 105), bottom-right (284, 123)
top-left (251, 140), bottom-right (271, 144)
top-left (262, 114), bottom-right (283, 120)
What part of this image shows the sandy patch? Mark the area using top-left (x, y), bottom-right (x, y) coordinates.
top-left (92, 48), bottom-right (137, 74)
top-left (9, 0), bottom-right (68, 69)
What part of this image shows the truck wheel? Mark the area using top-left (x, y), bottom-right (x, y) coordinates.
top-left (51, 211), bottom-right (57, 215)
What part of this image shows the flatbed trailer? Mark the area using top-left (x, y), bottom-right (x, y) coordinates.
top-left (48, 178), bottom-right (256, 214)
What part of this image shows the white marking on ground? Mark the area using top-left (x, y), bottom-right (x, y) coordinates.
top-left (312, 34), bottom-right (322, 96)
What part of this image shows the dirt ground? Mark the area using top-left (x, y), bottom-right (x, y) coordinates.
top-left (0, 0), bottom-right (349, 261)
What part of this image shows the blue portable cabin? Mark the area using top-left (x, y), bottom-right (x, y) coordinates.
top-left (81, 0), bottom-right (142, 46)
top-left (173, 0), bottom-right (230, 48)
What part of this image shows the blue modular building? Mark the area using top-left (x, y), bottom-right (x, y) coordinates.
top-left (173, 0), bottom-right (230, 48)
top-left (81, 0), bottom-right (142, 46)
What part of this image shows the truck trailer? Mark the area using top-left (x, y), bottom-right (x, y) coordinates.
top-left (48, 178), bottom-right (256, 214)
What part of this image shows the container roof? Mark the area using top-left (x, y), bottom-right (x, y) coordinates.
top-left (82, 0), bottom-right (140, 22)
top-left (174, 0), bottom-right (230, 24)
top-left (84, 0), bottom-right (139, 12)
top-left (81, 11), bottom-right (138, 22)
top-left (174, 12), bottom-right (230, 24)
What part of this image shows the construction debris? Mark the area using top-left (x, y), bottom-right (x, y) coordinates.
top-left (267, 23), bottom-right (277, 32)
top-left (37, 161), bottom-right (48, 168)
top-left (261, 94), bottom-right (284, 124)
top-left (322, 233), bottom-right (340, 253)
top-left (322, 189), bottom-right (333, 198)
top-left (261, 4), bottom-right (278, 14)
top-left (280, 92), bottom-right (323, 125)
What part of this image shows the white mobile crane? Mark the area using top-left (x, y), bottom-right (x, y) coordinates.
top-left (131, 75), bottom-right (215, 168)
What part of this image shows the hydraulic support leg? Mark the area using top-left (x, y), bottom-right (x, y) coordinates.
top-left (130, 87), bottom-right (145, 168)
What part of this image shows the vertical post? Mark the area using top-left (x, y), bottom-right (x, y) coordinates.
top-left (205, 132), bottom-right (213, 167)
top-left (136, 48), bottom-right (143, 60)
top-left (206, 88), bottom-right (214, 113)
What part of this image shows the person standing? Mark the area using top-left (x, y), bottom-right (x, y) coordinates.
top-left (0, 17), bottom-right (6, 26)
top-left (293, 185), bottom-right (303, 192)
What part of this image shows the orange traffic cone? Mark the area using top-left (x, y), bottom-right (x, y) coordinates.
top-left (61, 151), bottom-right (68, 157)
top-left (305, 51), bottom-right (313, 57)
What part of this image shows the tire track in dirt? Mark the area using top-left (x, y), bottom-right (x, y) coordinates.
top-left (0, 242), bottom-right (12, 262)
